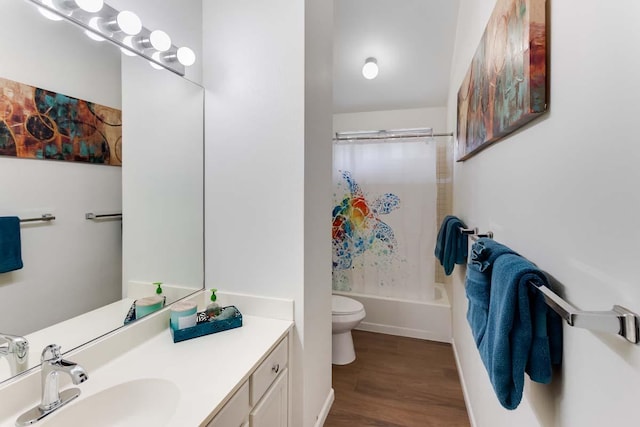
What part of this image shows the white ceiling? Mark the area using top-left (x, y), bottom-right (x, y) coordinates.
top-left (333, 0), bottom-right (460, 113)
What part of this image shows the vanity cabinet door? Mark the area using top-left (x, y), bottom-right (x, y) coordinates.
top-left (250, 369), bottom-right (288, 427)
top-left (206, 381), bottom-right (250, 427)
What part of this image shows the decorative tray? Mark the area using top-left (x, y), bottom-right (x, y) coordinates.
top-left (170, 305), bottom-right (243, 343)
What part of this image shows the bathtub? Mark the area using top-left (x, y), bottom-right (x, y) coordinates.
top-left (333, 283), bottom-right (452, 343)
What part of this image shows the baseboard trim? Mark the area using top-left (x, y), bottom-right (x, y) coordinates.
top-left (315, 388), bottom-right (335, 427)
top-left (451, 338), bottom-right (477, 427)
top-left (357, 321), bottom-right (451, 343)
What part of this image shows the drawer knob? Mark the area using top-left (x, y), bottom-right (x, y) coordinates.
top-left (272, 363), bottom-right (280, 374)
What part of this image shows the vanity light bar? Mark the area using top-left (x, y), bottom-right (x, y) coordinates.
top-left (28, 0), bottom-right (189, 76)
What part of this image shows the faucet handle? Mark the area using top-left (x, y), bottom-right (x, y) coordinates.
top-left (41, 344), bottom-right (62, 363)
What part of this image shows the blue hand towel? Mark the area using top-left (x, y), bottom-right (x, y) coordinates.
top-left (443, 217), bottom-right (467, 275)
top-left (434, 215), bottom-right (467, 275)
top-left (434, 215), bottom-right (456, 263)
top-left (0, 217), bottom-right (23, 273)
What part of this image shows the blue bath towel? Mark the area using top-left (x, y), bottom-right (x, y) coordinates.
top-left (0, 217), bottom-right (23, 273)
top-left (466, 247), bottom-right (563, 410)
top-left (468, 238), bottom-right (519, 273)
top-left (434, 216), bottom-right (467, 275)
top-left (465, 239), bottom-right (518, 345)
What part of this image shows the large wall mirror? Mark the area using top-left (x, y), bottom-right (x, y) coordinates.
top-left (0, 0), bottom-right (204, 383)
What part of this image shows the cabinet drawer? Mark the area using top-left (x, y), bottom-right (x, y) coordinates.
top-left (206, 381), bottom-right (250, 427)
top-left (250, 336), bottom-right (288, 405)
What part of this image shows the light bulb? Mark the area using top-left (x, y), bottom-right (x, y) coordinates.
top-left (74, 0), bottom-right (103, 13)
top-left (120, 36), bottom-right (137, 56)
top-left (362, 58), bottom-right (379, 80)
top-left (39, 0), bottom-right (63, 21)
top-left (117, 11), bottom-right (142, 36)
top-left (121, 47), bottom-right (137, 56)
top-left (85, 29), bottom-right (105, 41)
top-left (150, 30), bottom-right (172, 52)
top-left (177, 47), bottom-right (196, 66)
top-left (149, 52), bottom-right (164, 70)
top-left (87, 16), bottom-right (101, 31)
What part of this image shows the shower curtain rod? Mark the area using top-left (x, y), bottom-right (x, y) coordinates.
top-left (333, 128), bottom-right (453, 142)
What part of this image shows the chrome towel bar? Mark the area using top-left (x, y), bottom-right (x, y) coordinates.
top-left (535, 285), bottom-right (638, 343)
top-left (459, 227), bottom-right (493, 239)
top-left (19, 214), bottom-right (55, 223)
top-left (462, 228), bottom-right (640, 344)
top-left (85, 212), bottom-right (122, 220)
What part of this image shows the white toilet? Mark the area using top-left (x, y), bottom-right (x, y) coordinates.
top-left (331, 295), bottom-right (366, 365)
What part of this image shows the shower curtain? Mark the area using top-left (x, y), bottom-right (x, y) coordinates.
top-left (332, 139), bottom-right (438, 301)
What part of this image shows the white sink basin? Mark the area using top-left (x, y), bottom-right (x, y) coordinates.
top-left (39, 378), bottom-right (180, 427)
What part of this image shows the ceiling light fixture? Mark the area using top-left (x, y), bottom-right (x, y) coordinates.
top-left (27, 0), bottom-right (194, 75)
top-left (362, 57), bottom-right (379, 80)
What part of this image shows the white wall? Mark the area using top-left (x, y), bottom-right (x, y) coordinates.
top-left (0, 0), bottom-right (122, 335)
top-left (449, 1), bottom-right (640, 426)
top-left (304, 1), bottom-right (334, 424)
top-left (333, 106), bottom-right (447, 133)
top-left (203, 1), bottom-right (333, 426)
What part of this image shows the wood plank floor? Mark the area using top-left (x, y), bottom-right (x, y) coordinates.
top-left (325, 330), bottom-right (470, 427)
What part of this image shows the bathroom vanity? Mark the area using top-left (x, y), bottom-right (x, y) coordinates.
top-left (0, 291), bottom-right (293, 427)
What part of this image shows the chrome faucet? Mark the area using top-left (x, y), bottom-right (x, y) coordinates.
top-left (16, 344), bottom-right (88, 426)
top-left (0, 332), bottom-right (29, 376)
top-left (39, 344), bottom-right (88, 411)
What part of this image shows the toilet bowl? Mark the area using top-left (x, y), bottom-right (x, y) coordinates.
top-left (332, 295), bottom-right (366, 365)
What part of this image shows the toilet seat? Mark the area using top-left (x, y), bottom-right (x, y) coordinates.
top-left (332, 295), bottom-right (364, 315)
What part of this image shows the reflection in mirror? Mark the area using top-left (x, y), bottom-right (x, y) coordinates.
top-left (0, 0), bottom-right (203, 384)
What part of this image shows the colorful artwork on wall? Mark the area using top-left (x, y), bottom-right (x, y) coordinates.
top-left (0, 76), bottom-right (122, 166)
top-left (332, 171), bottom-right (400, 278)
top-left (456, 0), bottom-right (547, 161)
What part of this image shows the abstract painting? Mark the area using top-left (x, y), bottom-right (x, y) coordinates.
top-left (456, 0), bottom-right (546, 161)
top-left (0, 77), bottom-right (121, 166)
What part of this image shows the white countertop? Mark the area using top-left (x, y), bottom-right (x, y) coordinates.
top-left (0, 298), bottom-right (135, 382)
top-left (0, 291), bottom-right (294, 427)
top-left (0, 282), bottom-right (199, 383)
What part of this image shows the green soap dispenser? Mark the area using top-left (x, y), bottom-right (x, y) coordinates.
top-left (206, 288), bottom-right (222, 319)
top-left (154, 282), bottom-right (163, 295)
